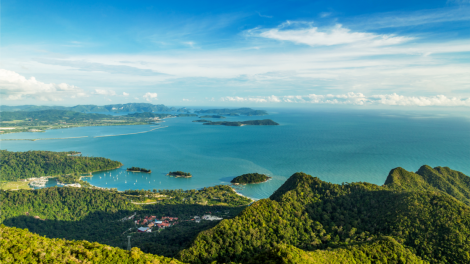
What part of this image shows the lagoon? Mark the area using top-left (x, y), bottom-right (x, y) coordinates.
top-left (1, 108), bottom-right (469, 199)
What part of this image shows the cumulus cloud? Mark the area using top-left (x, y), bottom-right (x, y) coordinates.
top-left (93, 89), bottom-right (116, 96)
top-left (123, 92), bottom-right (129, 96)
top-left (143, 92), bottom-right (158, 101)
top-left (0, 69), bottom-right (86, 101)
top-left (219, 93), bottom-right (470, 107)
top-left (253, 22), bottom-right (412, 47)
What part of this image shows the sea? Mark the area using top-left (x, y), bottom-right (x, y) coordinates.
top-left (1, 107), bottom-right (469, 200)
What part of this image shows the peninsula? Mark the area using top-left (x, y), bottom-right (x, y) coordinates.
top-left (231, 173), bottom-right (272, 184)
top-left (167, 171), bottom-right (192, 178)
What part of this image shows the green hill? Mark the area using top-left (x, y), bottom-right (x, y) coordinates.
top-left (180, 169), bottom-right (470, 263)
top-left (384, 165), bottom-right (470, 205)
top-left (0, 225), bottom-right (182, 263)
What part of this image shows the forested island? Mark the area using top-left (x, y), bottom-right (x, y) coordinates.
top-left (167, 171), bottom-right (192, 178)
top-left (127, 167), bottom-right (152, 173)
top-left (195, 108), bottom-right (268, 116)
top-left (0, 150), bottom-right (122, 182)
top-left (201, 119), bottom-right (279, 126)
top-left (231, 173), bottom-right (272, 184)
top-left (192, 119), bottom-right (211, 123)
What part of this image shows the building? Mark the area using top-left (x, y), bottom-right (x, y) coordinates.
top-left (137, 227), bottom-right (151, 233)
top-left (202, 215), bottom-right (223, 221)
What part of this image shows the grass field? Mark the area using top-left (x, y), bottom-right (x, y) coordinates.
top-left (0, 181), bottom-right (32, 190)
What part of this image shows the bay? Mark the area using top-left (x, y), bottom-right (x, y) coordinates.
top-left (1, 108), bottom-right (469, 200)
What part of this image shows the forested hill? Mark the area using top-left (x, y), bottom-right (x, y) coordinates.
top-left (180, 167), bottom-right (470, 263)
top-left (384, 165), bottom-right (470, 205)
top-left (0, 225), bottom-right (182, 263)
top-left (0, 150), bottom-right (122, 181)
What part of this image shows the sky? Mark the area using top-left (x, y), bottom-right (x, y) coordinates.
top-left (1, 0), bottom-right (470, 107)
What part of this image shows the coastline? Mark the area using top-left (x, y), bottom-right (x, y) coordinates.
top-left (230, 186), bottom-right (256, 202)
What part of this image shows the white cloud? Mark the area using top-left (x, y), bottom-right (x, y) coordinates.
top-left (123, 92), bottom-right (129, 96)
top-left (143, 92), bottom-right (158, 101)
top-left (219, 93), bottom-right (470, 107)
top-left (0, 69), bottom-right (86, 101)
top-left (254, 22), bottom-right (412, 47)
top-left (183, 98), bottom-right (190, 101)
top-left (93, 89), bottom-right (116, 96)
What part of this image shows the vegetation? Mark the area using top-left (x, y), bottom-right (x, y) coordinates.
top-left (0, 185), bottom-right (251, 258)
top-left (180, 166), bottom-right (470, 263)
top-left (384, 165), bottom-right (470, 205)
top-left (177, 114), bottom-right (198, 117)
top-left (0, 181), bottom-right (31, 191)
top-left (167, 171), bottom-right (192, 178)
top-left (231, 173), bottom-right (271, 184)
top-left (127, 167), bottom-right (152, 173)
top-left (247, 237), bottom-right (427, 264)
top-left (201, 119), bottom-right (279, 126)
top-left (57, 173), bottom-right (93, 188)
top-left (195, 108), bottom-right (268, 116)
top-left (0, 110), bottom-right (150, 134)
top-left (192, 119), bottom-right (210, 123)
top-left (0, 150), bottom-right (122, 181)
top-left (0, 224), bottom-right (182, 263)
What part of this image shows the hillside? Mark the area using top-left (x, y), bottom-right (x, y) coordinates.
top-left (0, 225), bottom-right (182, 263)
top-left (180, 169), bottom-right (470, 263)
top-left (247, 237), bottom-right (427, 264)
top-left (0, 185), bottom-right (251, 258)
top-left (384, 165), bottom-right (470, 205)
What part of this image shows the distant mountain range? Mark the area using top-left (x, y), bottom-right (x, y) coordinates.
top-left (0, 104), bottom-right (269, 116)
top-left (0, 103), bottom-right (178, 113)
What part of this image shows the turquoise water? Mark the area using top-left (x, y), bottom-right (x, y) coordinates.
top-left (1, 108), bottom-right (469, 199)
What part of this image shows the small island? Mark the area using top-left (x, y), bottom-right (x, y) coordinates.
top-left (127, 167), bottom-right (152, 173)
top-left (192, 119), bottom-right (211, 123)
top-left (231, 173), bottom-right (272, 184)
top-left (167, 171), bottom-right (192, 178)
top-left (202, 119), bottom-right (279, 126)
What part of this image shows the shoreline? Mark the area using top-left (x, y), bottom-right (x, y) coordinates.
top-left (230, 186), bottom-right (256, 202)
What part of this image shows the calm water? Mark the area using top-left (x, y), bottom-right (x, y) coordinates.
top-left (1, 108), bottom-right (469, 199)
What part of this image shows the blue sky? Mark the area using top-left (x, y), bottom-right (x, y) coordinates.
top-left (1, 0), bottom-right (470, 107)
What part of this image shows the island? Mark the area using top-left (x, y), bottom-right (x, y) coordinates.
top-left (177, 114), bottom-right (198, 117)
top-left (192, 119), bottom-right (211, 123)
top-left (231, 173), bottom-right (272, 184)
top-left (127, 167), bottom-right (152, 173)
top-left (167, 171), bottom-right (192, 178)
top-left (199, 115), bottom-right (226, 119)
top-left (201, 119), bottom-right (279, 126)
top-left (195, 107), bottom-right (268, 116)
